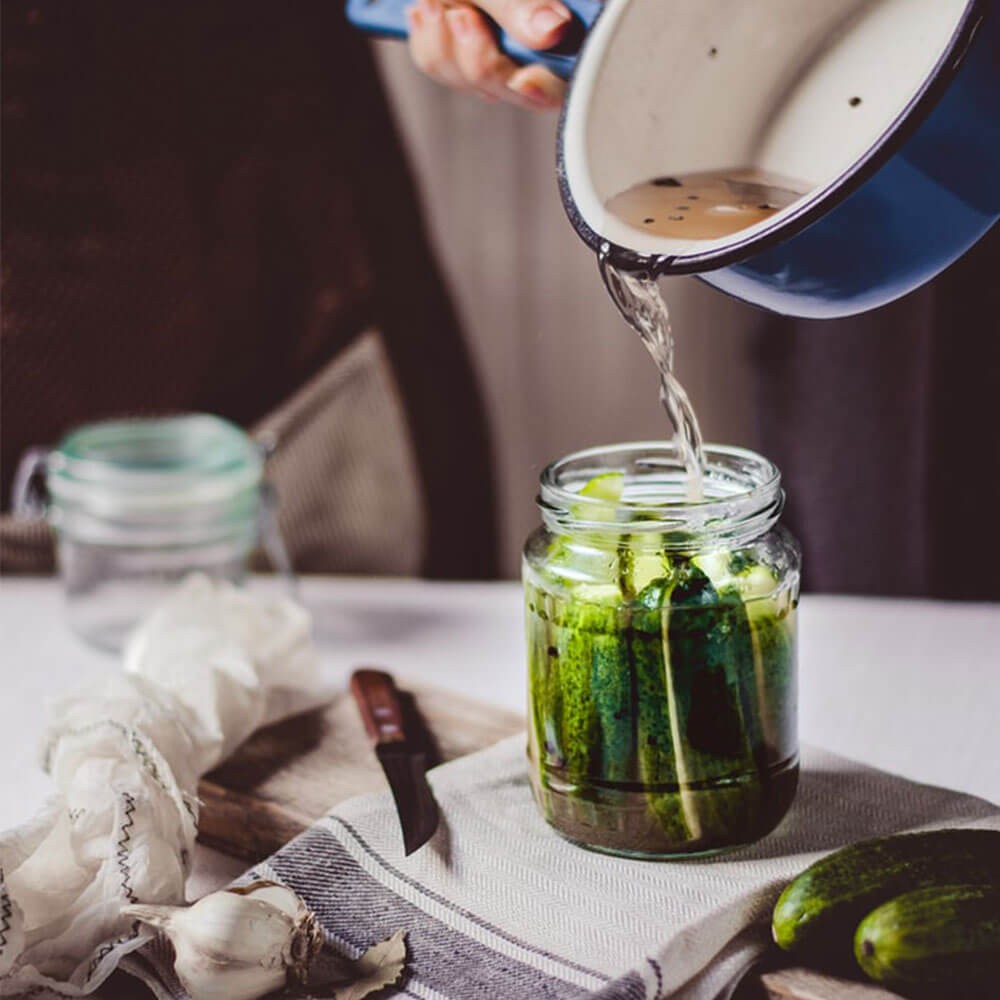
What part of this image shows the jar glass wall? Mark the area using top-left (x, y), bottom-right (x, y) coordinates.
top-left (523, 442), bottom-right (801, 858)
top-left (14, 415), bottom-right (286, 651)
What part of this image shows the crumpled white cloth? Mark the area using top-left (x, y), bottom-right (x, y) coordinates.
top-left (0, 576), bottom-right (321, 997)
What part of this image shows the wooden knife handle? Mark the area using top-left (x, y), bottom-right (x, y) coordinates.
top-left (350, 669), bottom-right (407, 745)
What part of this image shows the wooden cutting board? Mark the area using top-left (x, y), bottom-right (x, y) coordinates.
top-left (197, 680), bottom-right (524, 862)
top-left (197, 681), bottom-right (903, 1000)
top-left (758, 968), bottom-right (903, 999)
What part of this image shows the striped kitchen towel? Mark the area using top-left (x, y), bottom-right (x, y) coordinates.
top-left (122, 735), bottom-right (1000, 1000)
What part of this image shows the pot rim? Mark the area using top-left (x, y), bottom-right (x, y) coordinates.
top-left (556, 0), bottom-right (989, 276)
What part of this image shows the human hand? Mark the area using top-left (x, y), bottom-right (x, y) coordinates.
top-left (406, 0), bottom-right (574, 110)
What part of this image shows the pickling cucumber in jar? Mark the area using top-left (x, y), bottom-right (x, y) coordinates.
top-left (523, 443), bottom-right (800, 858)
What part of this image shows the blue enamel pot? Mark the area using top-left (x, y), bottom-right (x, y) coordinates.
top-left (349, 0), bottom-right (999, 319)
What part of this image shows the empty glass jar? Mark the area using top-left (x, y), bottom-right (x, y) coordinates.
top-left (523, 442), bottom-right (801, 858)
top-left (12, 414), bottom-right (291, 650)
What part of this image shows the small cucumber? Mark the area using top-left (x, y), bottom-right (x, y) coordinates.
top-left (663, 560), bottom-right (763, 844)
top-left (590, 603), bottom-right (635, 785)
top-left (556, 600), bottom-right (601, 786)
top-left (772, 829), bottom-right (1000, 964)
top-left (854, 884), bottom-right (1000, 996)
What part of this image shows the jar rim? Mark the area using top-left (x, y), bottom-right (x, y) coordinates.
top-left (538, 441), bottom-right (783, 543)
top-left (46, 414), bottom-right (263, 513)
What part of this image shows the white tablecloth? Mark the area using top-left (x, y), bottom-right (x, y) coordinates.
top-left (1, 577), bottom-right (998, 899)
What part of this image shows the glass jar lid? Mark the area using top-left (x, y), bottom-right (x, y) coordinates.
top-left (46, 414), bottom-right (263, 517)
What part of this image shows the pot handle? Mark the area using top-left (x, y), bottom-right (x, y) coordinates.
top-left (345, 0), bottom-right (604, 80)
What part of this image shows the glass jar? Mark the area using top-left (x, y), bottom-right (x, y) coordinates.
top-left (12, 414), bottom-right (293, 651)
top-left (523, 442), bottom-right (800, 858)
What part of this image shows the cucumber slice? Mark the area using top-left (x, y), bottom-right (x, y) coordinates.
top-left (632, 577), bottom-right (691, 843)
top-left (545, 473), bottom-right (626, 591)
top-left (720, 555), bottom-right (797, 761)
top-left (571, 583), bottom-right (622, 605)
top-left (526, 589), bottom-right (559, 817)
top-left (576, 471), bottom-right (625, 508)
top-left (621, 538), bottom-right (672, 596)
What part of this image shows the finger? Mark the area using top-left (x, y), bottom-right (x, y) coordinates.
top-left (473, 0), bottom-right (572, 51)
top-left (445, 6), bottom-right (533, 104)
top-left (505, 63), bottom-right (566, 109)
top-left (407, 0), bottom-right (470, 90)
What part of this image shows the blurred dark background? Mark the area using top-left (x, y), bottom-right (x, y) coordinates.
top-left (1, 0), bottom-right (496, 579)
top-left (3, 1), bottom-right (998, 596)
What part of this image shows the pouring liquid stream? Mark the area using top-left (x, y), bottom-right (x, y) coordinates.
top-left (597, 168), bottom-right (811, 504)
top-left (599, 252), bottom-right (706, 503)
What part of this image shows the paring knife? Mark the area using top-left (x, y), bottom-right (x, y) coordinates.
top-left (350, 668), bottom-right (440, 856)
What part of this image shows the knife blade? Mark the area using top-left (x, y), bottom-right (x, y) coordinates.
top-left (349, 668), bottom-right (440, 855)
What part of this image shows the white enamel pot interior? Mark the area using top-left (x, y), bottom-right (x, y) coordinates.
top-left (559, 0), bottom-right (973, 270)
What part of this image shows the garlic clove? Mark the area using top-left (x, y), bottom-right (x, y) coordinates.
top-left (230, 881), bottom-right (324, 982)
top-left (231, 880), bottom-right (307, 917)
top-left (190, 895), bottom-right (295, 965)
top-left (172, 952), bottom-right (286, 1000)
top-left (119, 902), bottom-right (185, 933)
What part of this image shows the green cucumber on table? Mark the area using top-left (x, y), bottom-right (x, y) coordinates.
top-left (854, 883), bottom-right (1000, 997)
top-left (772, 829), bottom-right (1000, 967)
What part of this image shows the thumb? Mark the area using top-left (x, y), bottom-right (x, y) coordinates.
top-left (473, 0), bottom-right (572, 50)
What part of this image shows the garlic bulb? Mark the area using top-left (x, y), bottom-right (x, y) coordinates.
top-left (123, 881), bottom-right (323, 1000)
